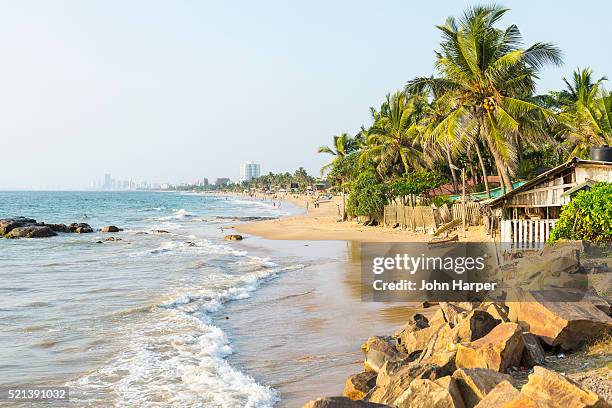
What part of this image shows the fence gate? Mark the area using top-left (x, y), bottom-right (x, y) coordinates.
top-left (500, 219), bottom-right (558, 250)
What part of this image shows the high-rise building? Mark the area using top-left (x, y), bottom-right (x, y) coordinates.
top-left (103, 173), bottom-right (112, 189)
top-left (239, 161), bottom-right (260, 183)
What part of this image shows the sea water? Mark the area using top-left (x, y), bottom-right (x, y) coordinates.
top-left (0, 191), bottom-right (301, 407)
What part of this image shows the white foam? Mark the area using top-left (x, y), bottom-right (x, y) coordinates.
top-left (173, 209), bottom-right (194, 219)
top-left (67, 258), bottom-right (304, 407)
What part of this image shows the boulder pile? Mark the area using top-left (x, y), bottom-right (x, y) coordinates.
top-left (302, 293), bottom-right (612, 407)
top-left (1, 217), bottom-right (105, 238)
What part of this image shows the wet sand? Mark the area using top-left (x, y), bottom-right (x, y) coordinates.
top-left (216, 237), bottom-right (426, 407)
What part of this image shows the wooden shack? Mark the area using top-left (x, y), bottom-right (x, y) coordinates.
top-left (488, 158), bottom-right (612, 249)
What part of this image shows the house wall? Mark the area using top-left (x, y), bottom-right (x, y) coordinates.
top-left (503, 169), bottom-right (573, 208)
top-left (575, 164), bottom-right (612, 183)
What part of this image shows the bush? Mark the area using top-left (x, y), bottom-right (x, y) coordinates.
top-left (347, 172), bottom-right (387, 217)
top-left (549, 182), bottom-right (612, 242)
top-left (389, 172), bottom-right (446, 198)
top-left (431, 195), bottom-right (452, 207)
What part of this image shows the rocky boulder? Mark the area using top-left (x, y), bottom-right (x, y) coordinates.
top-left (456, 323), bottom-right (524, 373)
top-left (101, 225), bottom-right (122, 233)
top-left (440, 302), bottom-right (468, 327)
top-left (302, 397), bottom-right (390, 408)
top-left (44, 223), bottom-right (68, 232)
top-left (224, 234), bottom-right (243, 241)
top-left (483, 303), bottom-right (510, 322)
top-left (0, 217), bottom-right (37, 235)
top-left (508, 290), bottom-right (612, 350)
top-left (343, 372), bottom-right (377, 401)
top-left (472, 380), bottom-right (519, 408)
top-left (67, 223), bottom-right (93, 233)
top-left (367, 360), bottom-right (445, 405)
top-left (362, 336), bottom-right (406, 374)
top-left (520, 332), bottom-right (546, 367)
top-left (416, 323), bottom-right (460, 363)
top-left (455, 310), bottom-right (500, 342)
top-left (451, 368), bottom-right (514, 408)
top-left (394, 377), bottom-right (466, 408)
top-left (6, 226), bottom-right (57, 238)
top-left (516, 366), bottom-right (610, 408)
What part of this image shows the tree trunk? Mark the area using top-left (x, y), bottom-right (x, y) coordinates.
top-left (474, 141), bottom-right (490, 198)
top-left (342, 186), bottom-right (348, 221)
top-left (445, 145), bottom-right (459, 194)
top-left (490, 147), bottom-right (513, 193)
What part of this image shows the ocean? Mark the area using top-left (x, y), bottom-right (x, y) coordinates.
top-left (0, 191), bottom-right (304, 407)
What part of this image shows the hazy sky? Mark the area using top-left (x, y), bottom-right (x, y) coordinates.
top-left (1, 1), bottom-right (610, 189)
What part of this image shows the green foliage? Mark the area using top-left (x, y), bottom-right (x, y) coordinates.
top-left (389, 172), bottom-right (446, 198)
top-left (549, 182), bottom-right (612, 242)
top-left (431, 195), bottom-right (453, 207)
top-left (346, 172), bottom-right (388, 217)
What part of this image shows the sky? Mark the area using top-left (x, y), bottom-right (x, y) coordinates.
top-left (1, 0), bottom-right (610, 189)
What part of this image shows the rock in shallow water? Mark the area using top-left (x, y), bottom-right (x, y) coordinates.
top-left (6, 226), bottom-right (57, 238)
top-left (0, 217), bottom-right (37, 235)
top-left (224, 234), bottom-right (243, 241)
top-left (101, 225), bottom-right (121, 233)
top-left (67, 223), bottom-right (93, 233)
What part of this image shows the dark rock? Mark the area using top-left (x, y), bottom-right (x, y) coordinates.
top-left (302, 397), bottom-right (390, 407)
top-left (101, 225), bottom-right (121, 233)
top-left (0, 217), bottom-right (37, 235)
top-left (67, 223), bottom-right (93, 233)
top-left (343, 372), bottom-right (377, 400)
top-left (45, 223), bottom-right (68, 232)
top-left (6, 226), bottom-right (57, 238)
top-left (520, 332), bottom-right (545, 367)
top-left (224, 234), bottom-right (243, 241)
top-left (455, 310), bottom-right (500, 342)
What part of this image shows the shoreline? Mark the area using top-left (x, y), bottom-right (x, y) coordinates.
top-left (228, 192), bottom-right (488, 243)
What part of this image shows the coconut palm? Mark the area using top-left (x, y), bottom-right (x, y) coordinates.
top-left (317, 133), bottom-right (359, 173)
top-left (556, 68), bottom-right (612, 158)
top-left (408, 5), bottom-right (563, 192)
top-left (318, 133), bottom-right (360, 220)
top-left (360, 91), bottom-right (424, 180)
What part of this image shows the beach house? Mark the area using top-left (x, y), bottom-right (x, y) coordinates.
top-left (487, 156), bottom-right (612, 249)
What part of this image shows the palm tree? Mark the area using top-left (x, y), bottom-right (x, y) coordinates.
top-left (360, 91), bottom-right (424, 180)
top-left (318, 133), bottom-right (359, 220)
top-left (408, 5), bottom-right (563, 192)
top-left (557, 68), bottom-right (612, 158)
top-left (317, 133), bottom-right (359, 173)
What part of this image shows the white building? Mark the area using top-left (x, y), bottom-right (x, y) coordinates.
top-left (240, 161), bottom-right (260, 183)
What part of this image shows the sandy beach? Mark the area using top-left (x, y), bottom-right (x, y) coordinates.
top-left (233, 193), bottom-right (488, 243)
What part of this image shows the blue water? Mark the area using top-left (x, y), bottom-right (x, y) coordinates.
top-left (0, 191), bottom-right (300, 407)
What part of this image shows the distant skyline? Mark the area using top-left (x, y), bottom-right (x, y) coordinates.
top-left (1, 1), bottom-right (611, 189)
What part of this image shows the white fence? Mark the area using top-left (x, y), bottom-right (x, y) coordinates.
top-left (500, 219), bottom-right (558, 250)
